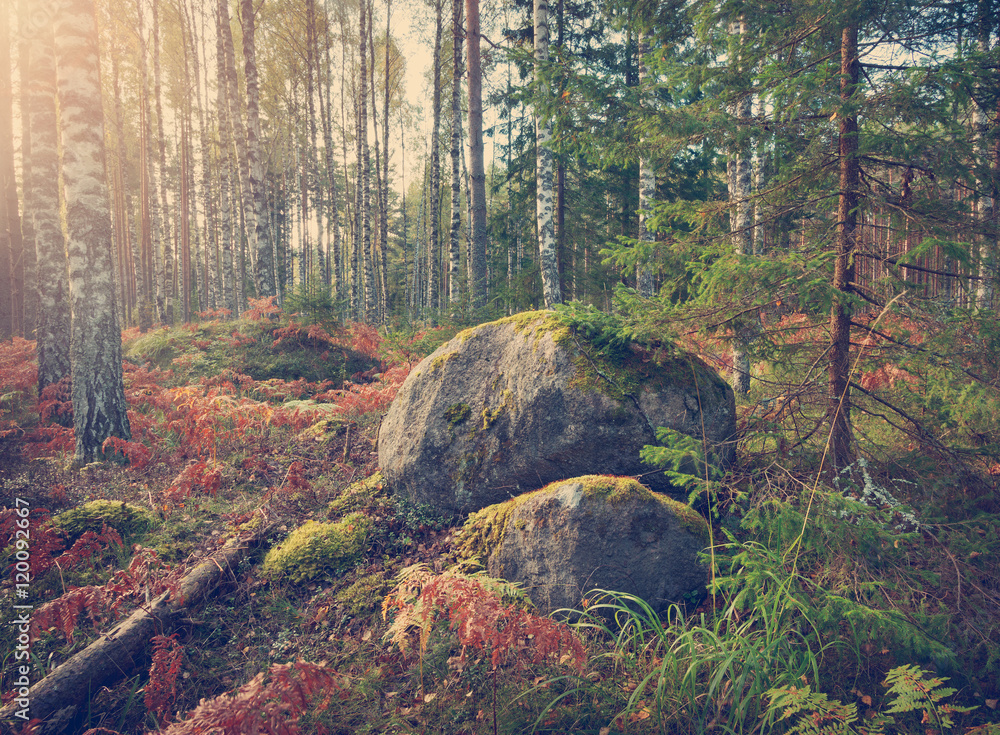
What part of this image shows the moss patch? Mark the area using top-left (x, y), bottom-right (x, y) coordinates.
top-left (444, 403), bottom-right (472, 427)
top-left (51, 500), bottom-right (158, 544)
top-left (457, 475), bottom-right (708, 561)
top-left (327, 473), bottom-right (386, 518)
top-left (334, 572), bottom-right (394, 618)
top-left (262, 512), bottom-right (373, 584)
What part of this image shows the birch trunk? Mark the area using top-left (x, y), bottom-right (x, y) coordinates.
top-left (26, 20), bottom-right (70, 394)
top-left (975, 0), bottom-right (995, 308)
top-left (152, 0), bottom-right (173, 323)
top-left (215, 0), bottom-right (236, 314)
top-left (220, 0), bottom-right (254, 311)
top-left (358, 0), bottom-right (374, 321)
top-left (241, 0), bottom-right (274, 299)
top-left (728, 20), bottom-right (753, 395)
top-left (428, 0), bottom-right (443, 318)
top-left (636, 32), bottom-right (654, 299)
top-left (53, 0), bottom-right (131, 465)
top-left (466, 0), bottom-right (487, 309)
top-left (534, 0), bottom-right (561, 308)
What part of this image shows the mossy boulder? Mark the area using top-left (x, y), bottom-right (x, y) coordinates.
top-left (51, 500), bottom-right (158, 544)
top-left (458, 475), bottom-right (710, 616)
top-left (262, 512), bottom-right (373, 584)
top-left (378, 310), bottom-right (735, 514)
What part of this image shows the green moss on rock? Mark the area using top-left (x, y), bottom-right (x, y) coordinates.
top-left (457, 475), bottom-right (708, 562)
top-left (262, 512), bottom-right (373, 584)
top-left (444, 403), bottom-right (472, 427)
top-left (52, 500), bottom-right (158, 544)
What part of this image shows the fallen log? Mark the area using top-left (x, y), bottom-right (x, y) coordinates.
top-left (0, 519), bottom-right (276, 735)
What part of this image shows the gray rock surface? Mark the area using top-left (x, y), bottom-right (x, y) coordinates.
top-left (378, 310), bottom-right (735, 514)
top-left (462, 476), bottom-right (710, 616)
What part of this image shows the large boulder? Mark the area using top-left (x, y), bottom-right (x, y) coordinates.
top-left (458, 475), bottom-right (710, 616)
top-left (378, 310), bottom-right (735, 515)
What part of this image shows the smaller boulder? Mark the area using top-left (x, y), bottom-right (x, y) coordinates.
top-left (458, 475), bottom-right (709, 616)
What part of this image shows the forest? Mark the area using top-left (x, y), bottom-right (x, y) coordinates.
top-left (1, 0), bottom-right (1000, 732)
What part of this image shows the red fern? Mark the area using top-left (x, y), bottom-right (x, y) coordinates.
top-left (32, 585), bottom-right (108, 642)
top-left (146, 634), bottom-right (184, 726)
top-left (152, 661), bottom-right (341, 735)
top-left (383, 566), bottom-right (585, 673)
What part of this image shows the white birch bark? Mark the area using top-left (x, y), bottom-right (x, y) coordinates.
top-left (534, 0), bottom-right (561, 308)
top-left (728, 20), bottom-right (753, 395)
top-left (215, 0), bottom-right (236, 314)
top-left (52, 0), bottom-right (132, 464)
top-left (975, 9), bottom-right (995, 308)
top-left (241, 0), bottom-right (275, 299)
top-left (637, 32), bottom-right (654, 298)
top-left (26, 19), bottom-right (71, 395)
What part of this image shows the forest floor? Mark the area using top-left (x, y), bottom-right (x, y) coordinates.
top-left (0, 305), bottom-right (998, 735)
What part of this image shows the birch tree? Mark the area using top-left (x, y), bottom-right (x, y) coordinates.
top-left (534, 0), bottom-right (561, 307)
top-left (242, 0), bottom-right (275, 299)
top-left (636, 31), bottom-right (654, 299)
top-left (466, 0), bottom-right (487, 309)
top-left (26, 19), bottom-right (71, 394)
top-left (53, 0), bottom-right (131, 465)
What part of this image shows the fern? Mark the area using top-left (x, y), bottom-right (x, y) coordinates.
top-left (882, 664), bottom-right (975, 731)
top-left (768, 665), bottom-right (983, 734)
top-left (154, 661), bottom-right (341, 735)
top-left (146, 634), bottom-right (184, 726)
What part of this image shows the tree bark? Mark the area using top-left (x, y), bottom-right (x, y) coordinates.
top-left (728, 19), bottom-right (753, 396)
top-left (637, 32), bottom-right (654, 300)
top-left (466, 0), bottom-right (487, 310)
top-left (26, 20), bottom-right (70, 394)
top-left (448, 0), bottom-right (464, 306)
top-left (428, 0), bottom-right (443, 318)
top-left (241, 0), bottom-right (275, 300)
top-left (1, 3), bottom-right (24, 339)
top-left (52, 0), bottom-right (132, 465)
top-left (215, 0), bottom-right (236, 315)
top-left (829, 19), bottom-right (860, 472)
top-left (534, 0), bottom-right (561, 308)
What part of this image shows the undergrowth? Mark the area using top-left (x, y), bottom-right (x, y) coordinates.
top-left (0, 303), bottom-right (997, 734)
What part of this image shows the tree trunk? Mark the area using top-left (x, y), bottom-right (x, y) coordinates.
top-left (241, 0), bottom-right (275, 300)
top-left (215, 0), bottom-right (236, 314)
top-left (52, 0), bottom-right (131, 465)
top-left (727, 19), bottom-right (753, 395)
top-left (358, 0), bottom-right (375, 322)
top-left (534, 0), bottom-right (561, 308)
top-left (466, 0), bottom-right (487, 310)
top-left (637, 32), bottom-right (654, 300)
top-left (0, 4), bottom-right (14, 340)
top-left (448, 0), bottom-right (464, 306)
top-left (26, 20), bottom-right (70, 394)
top-left (220, 0), bottom-right (253, 313)
top-left (829, 19), bottom-right (860, 472)
top-left (428, 0), bottom-right (443, 319)
top-left (975, 0), bottom-right (995, 308)
top-left (16, 0), bottom-right (38, 339)
top-left (152, 0), bottom-right (173, 324)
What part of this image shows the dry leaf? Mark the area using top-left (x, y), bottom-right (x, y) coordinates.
top-left (424, 693), bottom-right (437, 703)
